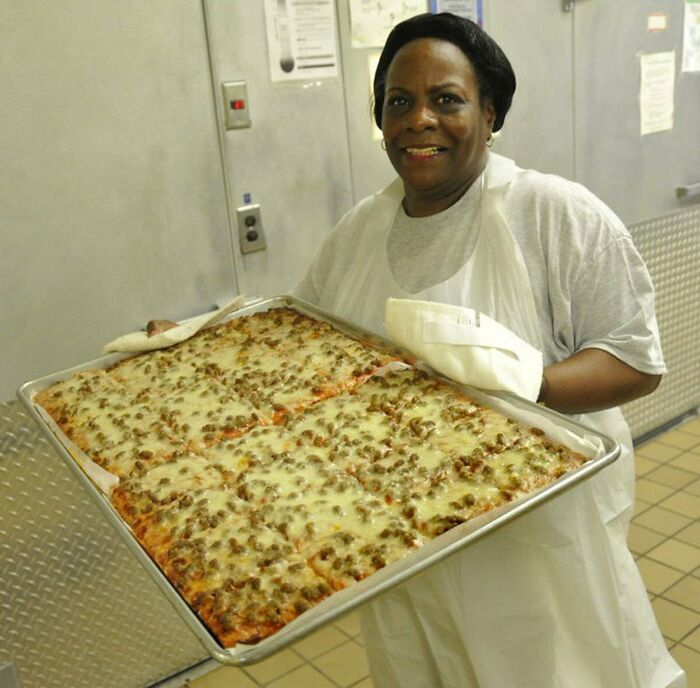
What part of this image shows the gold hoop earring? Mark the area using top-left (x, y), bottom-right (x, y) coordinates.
top-left (380, 139), bottom-right (387, 151)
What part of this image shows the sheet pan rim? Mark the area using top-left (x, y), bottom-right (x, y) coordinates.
top-left (16, 294), bottom-right (621, 665)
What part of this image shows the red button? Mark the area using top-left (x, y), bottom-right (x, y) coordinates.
top-left (231, 99), bottom-right (246, 110)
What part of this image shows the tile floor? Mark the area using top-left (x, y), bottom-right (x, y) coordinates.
top-left (187, 415), bottom-right (700, 688)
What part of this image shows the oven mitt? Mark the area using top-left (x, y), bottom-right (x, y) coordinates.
top-left (102, 295), bottom-right (246, 354)
top-left (385, 298), bottom-right (543, 402)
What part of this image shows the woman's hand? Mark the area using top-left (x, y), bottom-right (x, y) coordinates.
top-left (146, 319), bottom-right (178, 337)
top-left (538, 348), bottom-right (661, 414)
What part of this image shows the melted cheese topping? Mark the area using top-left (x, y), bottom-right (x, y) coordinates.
top-left (36, 307), bottom-right (588, 648)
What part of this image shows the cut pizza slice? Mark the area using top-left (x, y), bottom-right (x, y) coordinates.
top-left (177, 514), bottom-right (334, 647)
top-left (204, 309), bottom-right (398, 416)
top-left (153, 374), bottom-right (271, 450)
top-left (299, 519), bottom-right (424, 591)
top-left (107, 348), bottom-right (200, 401)
top-left (215, 308), bottom-right (304, 345)
top-left (128, 483), bottom-right (249, 551)
top-left (396, 437), bottom-right (588, 539)
top-left (111, 451), bottom-right (234, 525)
top-left (34, 369), bottom-right (131, 428)
top-left (261, 476), bottom-right (423, 590)
top-left (283, 387), bottom-right (394, 458)
top-left (61, 400), bottom-right (188, 478)
top-left (351, 369), bottom-right (530, 459)
top-left (205, 426), bottom-right (363, 517)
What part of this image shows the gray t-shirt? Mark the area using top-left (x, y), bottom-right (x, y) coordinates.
top-left (386, 178), bottom-right (480, 293)
top-left (294, 164), bottom-right (666, 374)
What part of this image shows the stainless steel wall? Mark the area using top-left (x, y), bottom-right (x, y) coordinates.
top-left (205, 0), bottom-right (356, 298)
top-left (0, 0), bottom-right (236, 402)
top-left (623, 206), bottom-right (700, 438)
top-left (0, 401), bottom-right (207, 688)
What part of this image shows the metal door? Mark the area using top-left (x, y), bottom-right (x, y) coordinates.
top-left (486, 0), bottom-right (576, 179)
top-left (573, 0), bottom-right (700, 224)
top-left (0, 0), bottom-right (237, 403)
top-left (1, 1), bottom-right (230, 685)
top-left (204, 0), bottom-right (356, 298)
top-left (572, 1), bottom-right (700, 436)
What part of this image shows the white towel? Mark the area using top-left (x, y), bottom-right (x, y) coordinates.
top-left (385, 298), bottom-right (543, 401)
top-left (102, 295), bottom-right (246, 354)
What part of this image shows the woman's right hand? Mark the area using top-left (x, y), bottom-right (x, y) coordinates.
top-left (146, 319), bottom-right (178, 337)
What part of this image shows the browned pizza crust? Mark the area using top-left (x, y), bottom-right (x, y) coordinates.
top-left (35, 307), bottom-right (588, 647)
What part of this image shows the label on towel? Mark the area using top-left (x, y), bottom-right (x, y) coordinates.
top-left (457, 310), bottom-right (480, 328)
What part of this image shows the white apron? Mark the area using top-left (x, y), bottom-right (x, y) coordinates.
top-left (328, 155), bottom-right (685, 688)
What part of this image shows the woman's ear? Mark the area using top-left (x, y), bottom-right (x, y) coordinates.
top-left (484, 100), bottom-right (496, 133)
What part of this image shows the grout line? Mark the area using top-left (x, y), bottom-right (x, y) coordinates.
top-left (678, 642), bottom-right (700, 658)
top-left (239, 668), bottom-right (263, 688)
top-left (654, 428), bottom-right (700, 446)
top-left (640, 530), bottom-right (698, 575)
top-left (333, 623), bottom-right (358, 642)
top-left (636, 460), bottom-right (700, 515)
top-left (301, 639), bottom-right (363, 688)
top-left (677, 621), bottom-right (700, 647)
top-left (634, 412), bottom-right (700, 447)
top-left (642, 468), bottom-right (698, 488)
top-left (653, 570), bottom-right (700, 612)
top-left (634, 451), bottom-right (667, 465)
top-left (632, 436), bottom-right (700, 655)
top-left (632, 505), bottom-right (694, 538)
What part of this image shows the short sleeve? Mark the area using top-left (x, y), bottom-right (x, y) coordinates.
top-left (570, 235), bottom-right (666, 375)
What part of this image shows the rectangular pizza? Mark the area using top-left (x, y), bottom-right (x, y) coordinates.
top-left (34, 306), bottom-right (590, 648)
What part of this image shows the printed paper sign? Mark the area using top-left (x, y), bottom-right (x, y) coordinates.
top-left (265, 0), bottom-right (338, 82)
top-left (640, 51), bottom-right (676, 135)
top-left (349, 0), bottom-right (428, 49)
top-left (429, 0), bottom-right (483, 26)
top-left (647, 13), bottom-right (668, 32)
top-left (683, 0), bottom-right (700, 72)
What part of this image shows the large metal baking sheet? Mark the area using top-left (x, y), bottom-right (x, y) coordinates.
top-left (17, 295), bottom-right (620, 666)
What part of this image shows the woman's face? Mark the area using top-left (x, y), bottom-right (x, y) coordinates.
top-left (381, 38), bottom-right (495, 217)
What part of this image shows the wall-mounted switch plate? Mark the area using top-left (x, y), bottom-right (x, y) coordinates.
top-left (236, 204), bottom-right (266, 254)
top-left (222, 81), bottom-right (251, 130)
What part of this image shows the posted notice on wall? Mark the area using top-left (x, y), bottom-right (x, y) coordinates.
top-left (349, 1), bottom-right (483, 49)
top-left (349, 0), bottom-right (427, 49)
top-left (683, 0), bottom-right (700, 72)
top-left (639, 51), bottom-right (675, 136)
top-left (264, 0), bottom-right (338, 82)
top-left (429, 0), bottom-right (483, 26)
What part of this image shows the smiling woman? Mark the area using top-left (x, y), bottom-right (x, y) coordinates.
top-left (380, 39), bottom-right (493, 217)
top-left (293, 11), bottom-right (685, 688)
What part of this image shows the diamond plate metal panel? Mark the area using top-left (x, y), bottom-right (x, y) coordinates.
top-left (0, 401), bottom-right (208, 688)
top-left (623, 207), bottom-right (700, 438)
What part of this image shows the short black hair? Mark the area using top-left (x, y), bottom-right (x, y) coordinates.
top-left (373, 13), bottom-right (516, 132)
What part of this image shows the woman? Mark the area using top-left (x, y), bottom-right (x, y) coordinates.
top-left (294, 12), bottom-right (686, 688)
